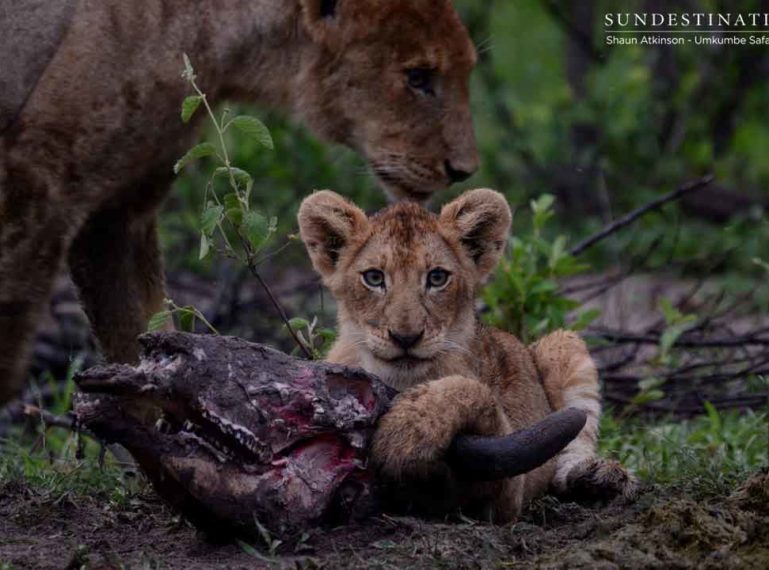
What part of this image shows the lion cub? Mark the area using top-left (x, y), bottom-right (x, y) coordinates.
top-left (298, 189), bottom-right (637, 521)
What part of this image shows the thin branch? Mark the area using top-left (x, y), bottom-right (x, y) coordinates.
top-left (23, 405), bottom-right (101, 441)
top-left (245, 257), bottom-right (314, 360)
top-left (588, 329), bottom-right (769, 349)
top-left (570, 175), bottom-right (715, 256)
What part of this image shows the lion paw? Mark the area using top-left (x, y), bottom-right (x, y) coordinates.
top-left (370, 386), bottom-right (456, 481)
top-left (562, 457), bottom-right (639, 503)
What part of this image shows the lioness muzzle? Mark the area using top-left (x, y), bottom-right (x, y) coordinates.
top-left (447, 408), bottom-right (588, 481)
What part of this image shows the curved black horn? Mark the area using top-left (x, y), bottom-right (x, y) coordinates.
top-left (446, 408), bottom-right (588, 481)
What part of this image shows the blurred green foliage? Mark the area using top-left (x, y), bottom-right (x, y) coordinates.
top-left (157, 0), bottom-right (769, 347)
top-left (482, 194), bottom-right (599, 342)
top-left (162, 0), bottom-right (767, 274)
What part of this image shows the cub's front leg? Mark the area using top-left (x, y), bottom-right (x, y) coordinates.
top-left (371, 375), bottom-right (524, 521)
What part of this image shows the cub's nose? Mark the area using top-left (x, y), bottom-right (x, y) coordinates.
top-left (444, 160), bottom-right (476, 184)
top-left (389, 330), bottom-right (424, 350)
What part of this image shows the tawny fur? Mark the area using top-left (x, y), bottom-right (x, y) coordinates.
top-left (0, 0), bottom-right (479, 403)
top-left (298, 189), bottom-right (638, 521)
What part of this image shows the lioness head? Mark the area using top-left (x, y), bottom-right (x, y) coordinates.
top-left (297, 0), bottom-right (479, 201)
top-left (299, 189), bottom-right (511, 383)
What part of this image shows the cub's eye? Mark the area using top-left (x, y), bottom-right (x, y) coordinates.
top-left (362, 269), bottom-right (386, 289)
top-left (426, 268), bottom-right (451, 289)
top-left (405, 68), bottom-right (435, 95)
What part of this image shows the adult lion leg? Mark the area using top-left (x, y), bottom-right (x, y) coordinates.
top-left (68, 209), bottom-right (168, 365)
top-left (372, 375), bottom-right (524, 521)
top-left (531, 329), bottom-right (638, 501)
top-left (0, 176), bottom-right (78, 403)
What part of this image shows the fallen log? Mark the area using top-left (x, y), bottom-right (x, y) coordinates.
top-left (74, 332), bottom-right (586, 540)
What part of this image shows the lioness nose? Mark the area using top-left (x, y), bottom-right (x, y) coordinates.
top-left (389, 330), bottom-right (424, 350)
top-left (444, 160), bottom-right (475, 183)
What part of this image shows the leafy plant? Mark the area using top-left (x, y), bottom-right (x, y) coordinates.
top-left (149, 55), bottom-right (312, 357)
top-left (176, 54), bottom-right (276, 265)
top-left (287, 316), bottom-right (337, 359)
top-left (482, 194), bottom-right (599, 343)
top-left (656, 298), bottom-right (698, 366)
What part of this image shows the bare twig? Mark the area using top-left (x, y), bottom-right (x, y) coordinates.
top-left (570, 175), bottom-right (715, 256)
top-left (23, 405), bottom-right (101, 441)
top-left (245, 256), bottom-right (314, 360)
top-left (588, 328), bottom-right (769, 349)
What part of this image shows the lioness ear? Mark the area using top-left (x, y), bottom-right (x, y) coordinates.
top-left (298, 190), bottom-right (369, 279)
top-left (439, 189), bottom-right (512, 280)
top-left (300, 0), bottom-right (341, 45)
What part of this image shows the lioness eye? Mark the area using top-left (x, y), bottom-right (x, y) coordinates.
top-left (426, 268), bottom-right (450, 289)
top-left (406, 68), bottom-right (435, 95)
top-left (362, 269), bottom-right (386, 289)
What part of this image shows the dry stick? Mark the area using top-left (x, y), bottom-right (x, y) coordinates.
top-left (245, 256), bottom-right (314, 360)
top-left (570, 175), bottom-right (715, 257)
top-left (23, 405), bottom-right (101, 442)
top-left (589, 329), bottom-right (769, 348)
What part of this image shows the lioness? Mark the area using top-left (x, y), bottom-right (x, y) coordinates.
top-left (0, 0), bottom-right (479, 403)
top-left (298, 189), bottom-right (638, 521)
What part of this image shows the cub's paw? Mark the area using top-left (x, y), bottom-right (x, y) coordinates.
top-left (371, 384), bottom-right (457, 481)
top-left (562, 457), bottom-right (639, 504)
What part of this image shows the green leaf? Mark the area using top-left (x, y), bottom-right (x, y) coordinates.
top-left (231, 168), bottom-right (253, 191)
top-left (224, 193), bottom-right (244, 227)
top-left (659, 318), bottom-right (696, 356)
top-left (548, 236), bottom-right (567, 270)
top-left (174, 142), bottom-right (217, 173)
top-left (214, 167), bottom-right (254, 191)
top-left (229, 116), bottom-right (274, 149)
top-left (223, 193), bottom-right (241, 209)
top-left (531, 194), bottom-right (555, 231)
top-left (179, 309), bottom-right (195, 333)
top-left (631, 388), bottom-right (665, 406)
top-left (200, 205), bottom-right (224, 235)
top-left (703, 401), bottom-right (722, 433)
top-left (181, 95), bottom-right (203, 123)
top-left (288, 318), bottom-right (310, 330)
top-left (243, 211), bottom-right (276, 250)
top-left (638, 376), bottom-right (666, 391)
top-left (571, 308), bottom-right (601, 331)
top-left (199, 234), bottom-right (210, 260)
top-left (147, 310), bottom-right (172, 332)
top-left (659, 298), bottom-right (679, 325)
top-left (318, 328), bottom-right (337, 343)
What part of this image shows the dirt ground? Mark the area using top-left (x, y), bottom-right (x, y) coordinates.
top-left (2, 471), bottom-right (768, 569)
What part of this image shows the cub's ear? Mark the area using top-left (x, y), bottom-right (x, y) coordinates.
top-left (298, 190), bottom-right (369, 279)
top-left (439, 189), bottom-right (512, 280)
top-left (299, 0), bottom-right (342, 45)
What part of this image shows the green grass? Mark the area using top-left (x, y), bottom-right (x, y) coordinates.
top-left (2, 363), bottom-right (767, 507)
top-left (2, 405), bottom-right (766, 507)
top-left (600, 404), bottom-right (769, 497)
top-left (0, 361), bottom-right (142, 506)
top-left (0, 426), bottom-right (141, 507)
